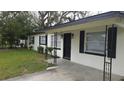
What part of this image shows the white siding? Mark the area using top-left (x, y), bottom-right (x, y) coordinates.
top-left (47, 34), bottom-right (63, 57)
top-left (71, 30), bottom-right (104, 72)
top-left (39, 34), bottom-right (46, 53)
top-left (27, 26), bottom-right (124, 76)
top-left (112, 27), bottom-right (124, 75)
top-left (27, 34), bottom-right (63, 57)
top-left (70, 26), bottom-right (124, 76)
top-left (33, 35), bottom-right (39, 51)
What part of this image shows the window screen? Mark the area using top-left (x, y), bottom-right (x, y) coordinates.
top-left (29, 36), bottom-right (34, 44)
top-left (51, 35), bottom-right (61, 48)
top-left (39, 36), bottom-right (46, 45)
top-left (86, 31), bottom-right (105, 55)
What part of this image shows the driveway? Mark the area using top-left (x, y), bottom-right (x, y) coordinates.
top-left (7, 59), bottom-right (123, 81)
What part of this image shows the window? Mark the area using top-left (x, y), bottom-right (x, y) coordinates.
top-left (29, 36), bottom-right (34, 44)
top-left (39, 36), bottom-right (46, 45)
top-left (85, 31), bottom-right (105, 55)
top-left (51, 35), bottom-right (61, 48)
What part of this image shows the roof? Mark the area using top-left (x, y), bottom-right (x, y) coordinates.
top-left (34, 11), bottom-right (124, 34)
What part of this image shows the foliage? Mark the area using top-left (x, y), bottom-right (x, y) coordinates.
top-left (0, 11), bottom-right (93, 48)
top-left (35, 11), bottom-right (90, 30)
top-left (20, 43), bottom-right (24, 48)
top-left (47, 63), bottom-right (57, 67)
top-left (0, 11), bottom-right (37, 48)
top-left (46, 47), bottom-right (54, 56)
top-left (37, 46), bottom-right (44, 54)
top-left (29, 45), bottom-right (33, 50)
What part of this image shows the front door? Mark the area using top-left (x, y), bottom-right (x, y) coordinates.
top-left (63, 33), bottom-right (71, 60)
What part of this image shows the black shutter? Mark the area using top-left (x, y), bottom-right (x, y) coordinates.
top-left (32, 36), bottom-right (34, 44)
top-left (39, 36), bottom-right (41, 45)
top-left (45, 35), bottom-right (47, 46)
top-left (107, 27), bottom-right (117, 58)
top-left (79, 31), bottom-right (85, 53)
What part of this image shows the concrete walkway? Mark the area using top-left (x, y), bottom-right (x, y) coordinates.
top-left (7, 59), bottom-right (123, 81)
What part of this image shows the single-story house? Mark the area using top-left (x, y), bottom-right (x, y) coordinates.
top-left (27, 11), bottom-right (124, 80)
top-left (27, 32), bottom-right (62, 57)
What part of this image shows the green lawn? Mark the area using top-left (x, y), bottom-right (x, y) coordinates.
top-left (0, 49), bottom-right (48, 80)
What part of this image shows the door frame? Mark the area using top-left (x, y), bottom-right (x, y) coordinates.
top-left (63, 33), bottom-right (71, 60)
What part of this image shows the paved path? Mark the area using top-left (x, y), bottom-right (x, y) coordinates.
top-left (7, 59), bottom-right (123, 81)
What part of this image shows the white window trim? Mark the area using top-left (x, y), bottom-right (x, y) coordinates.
top-left (29, 36), bottom-right (34, 44)
top-left (40, 35), bottom-right (46, 45)
top-left (51, 35), bottom-right (61, 48)
top-left (51, 35), bottom-right (54, 47)
top-left (84, 31), bottom-right (105, 55)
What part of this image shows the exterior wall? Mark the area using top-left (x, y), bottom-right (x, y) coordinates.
top-left (39, 34), bottom-right (46, 53)
top-left (34, 34), bottom-right (40, 51)
top-left (20, 40), bottom-right (25, 44)
top-left (112, 27), bottom-right (124, 76)
top-left (27, 34), bottom-right (63, 57)
top-left (27, 35), bottom-right (34, 49)
top-left (27, 26), bottom-right (124, 76)
top-left (27, 34), bottom-right (45, 51)
top-left (47, 34), bottom-right (63, 58)
top-left (69, 26), bottom-right (124, 76)
top-left (70, 27), bottom-right (104, 74)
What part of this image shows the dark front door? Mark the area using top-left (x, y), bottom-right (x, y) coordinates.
top-left (63, 33), bottom-right (71, 60)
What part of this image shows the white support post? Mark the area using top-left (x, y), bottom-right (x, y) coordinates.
top-left (54, 32), bottom-right (57, 64)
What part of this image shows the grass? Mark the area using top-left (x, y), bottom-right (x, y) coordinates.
top-left (0, 48), bottom-right (48, 80)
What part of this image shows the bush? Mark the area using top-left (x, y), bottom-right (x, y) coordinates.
top-left (20, 43), bottom-right (24, 48)
top-left (46, 47), bottom-right (54, 55)
top-left (47, 63), bottom-right (57, 67)
top-left (29, 46), bottom-right (33, 50)
top-left (37, 46), bottom-right (44, 54)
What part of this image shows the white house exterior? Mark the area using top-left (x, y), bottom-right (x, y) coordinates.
top-left (28, 11), bottom-right (124, 77)
top-left (27, 33), bottom-right (63, 57)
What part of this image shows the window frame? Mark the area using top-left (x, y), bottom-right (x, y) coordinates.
top-left (29, 36), bottom-right (34, 44)
top-left (39, 35), bottom-right (46, 45)
top-left (51, 35), bottom-right (61, 49)
top-left (84, 31), bottom-right (106, 56)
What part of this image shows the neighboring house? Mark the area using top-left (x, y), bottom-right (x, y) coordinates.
top-left (28, 11), bottom-right (124, 77)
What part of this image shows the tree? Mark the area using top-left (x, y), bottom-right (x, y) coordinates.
top-left (37, 11), bottom-right (58, 29)
top-left (37, 11), bottom-right (90, 30)
top-left (0, 11), bottom-right (92, 48)
top-left (0, 11), bottom-right (36, 48)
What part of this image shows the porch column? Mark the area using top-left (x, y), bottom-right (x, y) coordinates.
top-left (45, 34), bottom-right (48, 59)
top-left (54, 32), bottom-right (57, 64)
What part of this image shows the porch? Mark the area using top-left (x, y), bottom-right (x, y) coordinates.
top-left (7, 58), bottom-right (123, 81)
top-left (46, 58), bottom-right (123, 81)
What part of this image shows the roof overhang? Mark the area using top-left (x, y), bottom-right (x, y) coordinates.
top-left (115, 16), bottom-right (124, 28)
top-left (30, 31), bottom-right (45, 35)
top-left (46, 17), bottom-right (121, 34)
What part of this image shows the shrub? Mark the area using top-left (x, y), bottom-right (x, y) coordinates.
top-left (20, 43), bottom-right (24, 48)
top-left (47, 63), bottom-right (57, 67)
top-left (46, 47), bottom-right (54, 56)
top-left (37, 46), bottom-right (44, 54)
top-left (29, 46), bottom-right (33, 50)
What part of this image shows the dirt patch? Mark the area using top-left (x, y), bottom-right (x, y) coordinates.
top-left (0, 49), bottom-right (10, 51)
